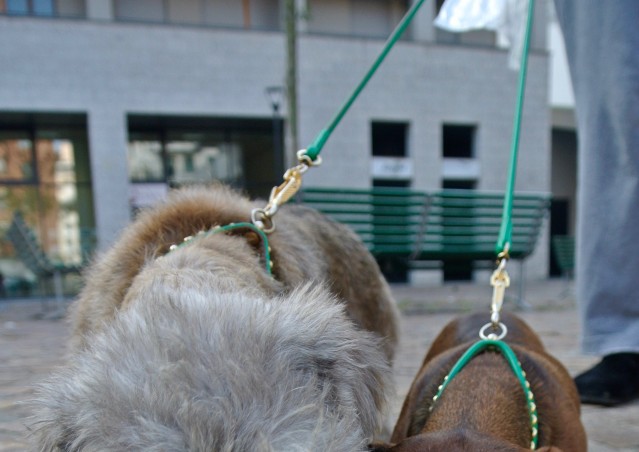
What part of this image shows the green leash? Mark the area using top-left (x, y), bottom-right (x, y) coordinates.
top-left (490, 0), bottom-right (535, 344)
top-left (430, 338), bottom-right (539, 450)
top-left (301, 0), bottom-right (427, 163)
top-left (495, 0), bottom-right (536, 255)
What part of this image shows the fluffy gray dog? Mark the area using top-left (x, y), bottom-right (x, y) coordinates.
top-left (29, 185), bottom-right (399, 451)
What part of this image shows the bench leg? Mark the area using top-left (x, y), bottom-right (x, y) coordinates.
top-left (514, 260), bottom-right (532, 310)
top-left (53, 271), bottom-right (64, 312)
top-left (559, 272), bottom-right (574, 299)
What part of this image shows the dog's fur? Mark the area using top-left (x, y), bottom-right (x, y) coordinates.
top-left (28, 185), bottom-right (400, 451)
top-left (371, 312), bottom-right (587, 452)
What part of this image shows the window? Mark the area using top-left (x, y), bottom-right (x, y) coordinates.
top-left (351, 0), bottom-right (391, 38)
top-left (57, 0), bottom-right (83, 17)
top-left (0, 113), bottom-right (95, 298)
top-left (113, 0), bottom-right (279, 30)
top-left (372, 121), bottom-right (407, 157)
top-left (442, 124), bottom-right (475, 158)
top-left (307, 0), bottom-right (408, 38)
top-left (1, 0), bottom-right (85, 17)
top-left (167, 0), bottom-right (200, 25)
top-left (127, 115), bottom-right (276, 210)
top-left (371, 121), bottom-right (412, 182)
top-left (32, 0), bottom-right (54, 15)
top-left (442, 180), bottom-right (476, 190)
top-left (202, 0), bottom-right (244, 28)
top-left (115, 0), bottom-right (164, 22)
top-left (6, 0), bottom-right (30, 15)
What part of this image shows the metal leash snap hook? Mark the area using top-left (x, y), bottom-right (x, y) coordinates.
top-left (490, 249), bottom-right (510, 327)
top-left (253, 166), bottom-right (305, 233)
top-left (490, 267), bottom-right (510, 325)
top-left (268, 168), bottom-right (302, 210)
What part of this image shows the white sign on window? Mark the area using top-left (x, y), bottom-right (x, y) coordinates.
top-left (371, 157), bottom-right (413, 179)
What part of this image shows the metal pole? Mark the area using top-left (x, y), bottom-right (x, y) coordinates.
top-left (272, 103), bottom-right (283, 180)
top-left (285, 0), bottom-right (298, 160)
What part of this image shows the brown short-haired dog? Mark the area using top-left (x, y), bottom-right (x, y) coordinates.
top-left (29, 185), bottom-right (399, 451)
top-left (371, 312), bottom-right (586, 452)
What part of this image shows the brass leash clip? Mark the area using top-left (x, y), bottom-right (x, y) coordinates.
top-left (489, 246), bottom-right (511, 328)
top-left (480, 248), bottom-right (511, 341)
top-left (251, 150), bottom-right (322, 233)
top-left (490, 261), bottom-right (510, 325)
top-left (488, 243), bottom-right (510, 335)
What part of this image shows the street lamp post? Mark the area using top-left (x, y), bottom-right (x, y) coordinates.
top-left (266, 86), bottom-right (284, 183)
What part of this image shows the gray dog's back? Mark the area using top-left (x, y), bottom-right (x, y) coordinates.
top-left (29, 285), bottom-right (391, 451)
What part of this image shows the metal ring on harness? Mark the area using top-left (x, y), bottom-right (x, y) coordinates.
top-left (479, 321), bottom-right (508, 341)
top-left (251, 208), bottom-right (275, 233)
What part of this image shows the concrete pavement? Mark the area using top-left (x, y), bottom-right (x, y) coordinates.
top-left (1, 279), bottom-right (638, 451)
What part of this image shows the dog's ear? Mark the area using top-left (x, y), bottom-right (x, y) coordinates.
top-left (535, 448), bottom-right (564, 452)
top-left (367, 442), bottom-right (394, 451)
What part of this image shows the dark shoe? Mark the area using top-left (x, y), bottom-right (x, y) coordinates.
top-left (574, 353), bottom-right (639, 406)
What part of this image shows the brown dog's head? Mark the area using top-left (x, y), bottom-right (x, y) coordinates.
top-left (385, 311), bottom-right (585, 451)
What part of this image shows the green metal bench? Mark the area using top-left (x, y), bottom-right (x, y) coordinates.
top-left (6, 211), bottom-right (82, 303)
top-left (298, 187), bottom-right (550, 286)
top-left (552, 235), bottom-right (575, 278)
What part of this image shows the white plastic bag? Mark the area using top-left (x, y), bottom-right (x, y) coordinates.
top-left (434, 0), bottom-right (530, 70)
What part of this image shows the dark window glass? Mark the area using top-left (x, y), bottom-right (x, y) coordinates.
top-left (0, 113), bottom-right (95, 299)
top-left (442, 179), bottom-right (476, 190)
top-left (372, 121), bottom-right (408, 157)
top-left (442, 124), bottom-right (475, 158)
top-left (127, 115), bottom-right (275, 198)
